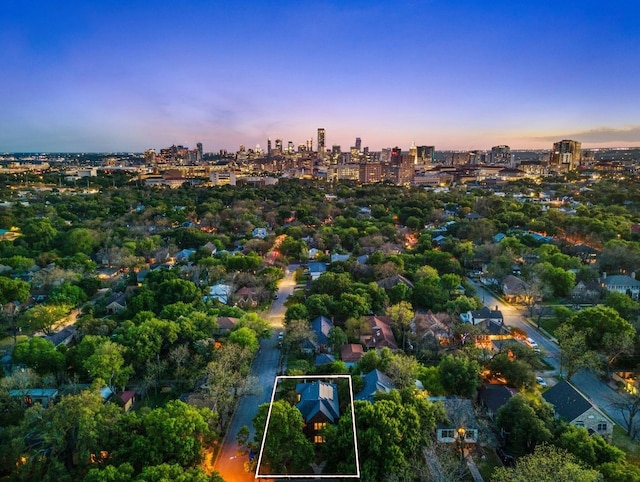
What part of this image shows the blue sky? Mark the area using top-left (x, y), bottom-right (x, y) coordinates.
top-left (1, 0), bottom-right (639, 152)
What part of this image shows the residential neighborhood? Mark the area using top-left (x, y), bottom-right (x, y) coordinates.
top-left (2, 170), bottom-right (640, 481)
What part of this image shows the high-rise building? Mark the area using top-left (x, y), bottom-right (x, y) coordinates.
top-left (196, 142), bottom-right (203, 162)
top-left (267, 138), bottom-right (272, 154)
top-left (287, 141), bottom-right (294, 154)
top-left (550, 140), bottom-right (581, 171)
top-left (490, 145), bottom-right (511, 165)
top-left (355, 137), bottom-right (362, 152)
top-left (409, 142), bottom-right (418, 164)
top-left (416, 146), bottom-right (435, 164)
top-left (275, 139), bottom-right (283, 153)
top-left (317, 128), bottom-right (326, 158)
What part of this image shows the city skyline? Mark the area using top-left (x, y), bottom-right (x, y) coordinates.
top-left (1, 1), bottom-right (639, 153)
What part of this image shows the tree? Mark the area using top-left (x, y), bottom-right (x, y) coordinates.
top-left (385, 353), bottom-right (419, 389)
top-left (0, 276), bottom-right (30, 305)
top-left (555, 424), bottom-right (624, 467)
top-left (252, 400), bottom-right (314, 474)
top-left (229, 327), bottom-right (259, 352)
top-left (609, 391), bottom-right (640, 439)
top-left (556, 324), bottom-right (601, 381)
top-left (11, 336), bottom-right (65, 376)
top-left (438, 354), bottom-right (481, 397)
top-left (155, 279), bottom-right (201, 308)
top-left (62, 227), bottom-right (99, 256)
top-left (492, 444), bottom-right (602, 482)
top-left (327, 326), bottom-right (347, 354)
top-left (386, 301), bottom-right (414, 351)
top-left (82, 337), bottom-right (131, 391)
top-left (488, 353), bottom-right (535, 390)
top-left (569, 305), bottom-right (636, 352)
top-left (20, 303), bottom-right (70, 334)
top-left (495, 394), bottom-right (553, 455)
top-left (284, 303), bottom-right (309, 324)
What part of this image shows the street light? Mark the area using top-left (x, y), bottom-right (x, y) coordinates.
top-left (457, 427), bottom-right (466, 461)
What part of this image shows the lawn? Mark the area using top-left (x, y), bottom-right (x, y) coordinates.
top-left (476, 447), bottom-right (503, 480)
top-left (612, 424), bottom-right (640, 466)
top-left (0, 334), bottom-right (28, 352)
top-left (538, 317), bottom-right (561, 337)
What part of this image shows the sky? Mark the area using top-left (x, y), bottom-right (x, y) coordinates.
top-left (1, 0), bottom-right (639, 153)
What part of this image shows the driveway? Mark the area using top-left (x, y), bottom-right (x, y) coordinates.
top-left (213, 266), bottom-right (296, 480)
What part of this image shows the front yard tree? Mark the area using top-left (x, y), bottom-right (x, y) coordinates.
top-left (20, 303), bottom-right (69, 335)
top-left (492, 444), bottom-right (602, 482)
top-left (386, 301), bottom-right (414, 351)
top-left (438, 354), bottom-right (481, 397)
top-left (495, 394), bottom-right (553, 455)
top-left (252, 400), bottom-right (314, 475)
top-left (556, 324), bottom-right (601, 381)
top-left (0, 276), bottom-right (30, 305)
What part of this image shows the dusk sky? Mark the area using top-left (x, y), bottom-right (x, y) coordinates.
top-left (2, 1), bottom-right (639, 153)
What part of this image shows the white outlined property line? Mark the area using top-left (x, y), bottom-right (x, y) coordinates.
top-left (255, 374), bottom-right (360, 479)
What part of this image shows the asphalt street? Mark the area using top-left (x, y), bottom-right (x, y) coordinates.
top-left (213, 266), bottom-right (296, 481)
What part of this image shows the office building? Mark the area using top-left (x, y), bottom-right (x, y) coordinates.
top-left (317, 128), bottom-right (326, 158)
top-left (551, 140), bottom-right (581, 171)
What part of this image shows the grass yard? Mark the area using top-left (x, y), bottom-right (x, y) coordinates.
top-left (612, 424), bottom-right (640, 466)
top-left (476, 448), bottom-right (503, 480)
top-left (0, 334), bottom-right (28, 352)
top-left (538, 317), bottom-right (561, 337)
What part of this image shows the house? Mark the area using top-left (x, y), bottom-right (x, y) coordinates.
top-left (215, 316), bottom-right (238, 335)
top-left (501, 275), bottom-right (530, 302)
top-left (435, 398), bottom-right (479, 445)
top-left (411, 311), bottom-right (452, 347)
top-left (460, 306), bottom-right (503, 326)
top-left (601, 274), bottom-right (640, 299)
top-left (355, 368), bottom-right (396, 402)
top-left (42, 325), bottom-right (77, 348)
top-left (175, 248), bottom-right (196, 262)
top-left (202, 241), bottom-right (218, 256)
top-left (542, 380), bottom-right (614, 439)
top-left (118, 390), bottom-right (136, 412)
top-left (136, 269), bottom-right (150, 285)
top-left (315, 353), bottom-right (335, 366)
top-left (330, 253), bottom-right (351, 263)
top-left (252, 227), bottom-right (268, 239)
top-left (234, 286), bottom-right (259, 307)
top-left (9, 388), bottom-right (59, 408)
top-left (341, 344), bottom-right (364, 368)
top-left (571, 280), bottom-right (602, 303)
top-left (105, 292), bottom-right (127, 314)
top-left (478, 384), bottom-right (517, 420)
top-left (296, 381), bottom-right (340, 443)
top-left (308, 262), bottom-right (327, 280)
top-left (204, 284), bottom-right (233, 304)
top-left (376, 274), bottom-right (415, 291)
top-left (310, 316), bottom-right (333, 352)
top-left (361, 315), bottom-right (398, 351)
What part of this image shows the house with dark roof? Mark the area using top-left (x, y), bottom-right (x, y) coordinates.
top-left (42, 326), bottom-right (77, 348)
top-left (355, 369), bottom-right (396, 402)
top-left (478, 384), bottom-right (517, 420)
top-left (542, 380), bottom-right (614, 439)
top-left (310, 316), bottom-right (333, 352)
top-left (460, 306), bottom-right (503, 326)
top-left (308, 262), bottom-right (327, 280)
top-left (501, 275), bottom-right (530, 302)
top-left (215, 316), bottom-right (238, 335)
top-left (435, 398), bottom-right (479, 445)
top-left (105, 292), bottom-right (127, 314)
top-left (296, 381), bottom-right (340, 443)
top-left (376, 274), bottom-right (415, 291)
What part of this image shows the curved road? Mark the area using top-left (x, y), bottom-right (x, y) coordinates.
top-left (213, 266), bottom-right (297, 481)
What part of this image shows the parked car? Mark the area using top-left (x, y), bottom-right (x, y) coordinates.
top-left (496, 447), bottom-right (515, 467)
top-left (536, 376), bottom-right (548, 388)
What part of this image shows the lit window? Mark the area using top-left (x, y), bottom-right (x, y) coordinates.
top-left (314, 435), bottom-right (325, 443)
top-left (314, 422), bottom-right (327, 431)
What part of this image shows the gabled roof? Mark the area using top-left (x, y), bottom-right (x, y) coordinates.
top-left (437, 398), bottom-right (478, 430)
top-left (377, 274), bottom-right (415, 290)
top-left (361, 315), bottom-right (398, 350)
top-left (311, 316), bottom-right (333, 345)
top-left (470, 306), bottom-right (503, 322)
top-left (542, 380), bottom-right (609, 423)
top-left (216, 316), bottom-right (238, 331)
top-left (602, 275), bottom-right (640, 288)
top-left (308, 262), bottom-right (327, 273)
top-left (296, 381), bottom-right (340, 424)
top-left (502, 275), bottom-right (529, 295)
top-left (341, 343), bottom-right (364, 363)
top-left (315, 353), bottom-right (335, 365)
top-left (478, 384), bottom-right (517, 414)
top-left (355, 368), bottom-right (396, 402)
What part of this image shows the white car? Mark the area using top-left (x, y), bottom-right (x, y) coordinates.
top-left (536, 376), bottom-right (548, 388)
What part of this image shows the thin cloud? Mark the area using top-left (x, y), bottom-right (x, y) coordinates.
top-left (531, 126), bottom-right (640, 143)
